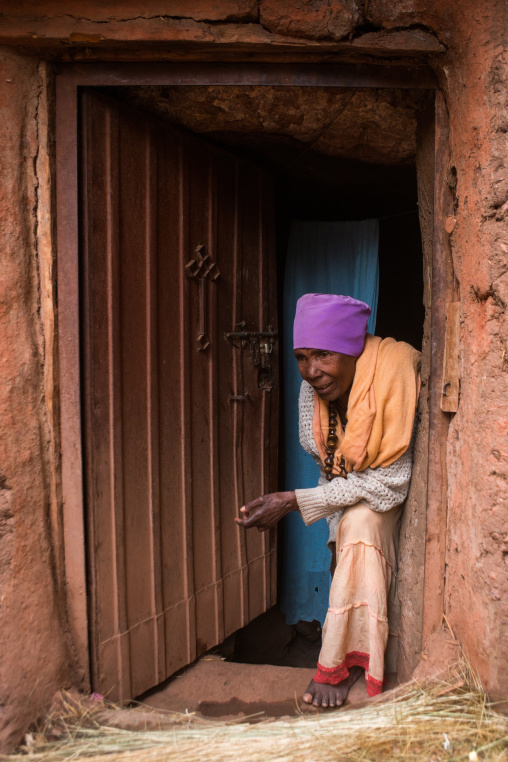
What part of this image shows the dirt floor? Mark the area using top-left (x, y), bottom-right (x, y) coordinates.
top-left (133, 608), bottom-right (396, 721)
top-left (138, 656), bottom-right (385, 721)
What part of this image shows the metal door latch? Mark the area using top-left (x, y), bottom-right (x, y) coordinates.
top-left (224, 326), bottom-right (278, 367)
top-left (224, 324), bottom-right (278, 391)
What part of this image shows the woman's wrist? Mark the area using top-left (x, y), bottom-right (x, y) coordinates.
top-left (280, 490), bottom-right (298, 512)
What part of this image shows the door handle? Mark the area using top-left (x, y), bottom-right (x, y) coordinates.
top-left (228, 393), bottom-right (251, 402)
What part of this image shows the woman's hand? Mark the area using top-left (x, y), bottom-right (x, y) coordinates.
top-left (235, 491), bottom-right (298, 531)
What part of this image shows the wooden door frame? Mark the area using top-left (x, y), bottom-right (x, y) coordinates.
top-left (56, 61), bottom-right (447, 690)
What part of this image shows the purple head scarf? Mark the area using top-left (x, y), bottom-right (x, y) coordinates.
top-left (293, 293), bottom-right (371, 357)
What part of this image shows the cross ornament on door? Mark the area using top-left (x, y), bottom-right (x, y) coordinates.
top-left (184, 244), bottom-right (221, 351)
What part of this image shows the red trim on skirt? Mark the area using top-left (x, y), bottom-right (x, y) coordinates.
top-left (314, 651), bottom-right (383, 697)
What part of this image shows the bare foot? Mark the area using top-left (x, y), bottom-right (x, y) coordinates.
top-left (303, 666), bottom-right (364, 707)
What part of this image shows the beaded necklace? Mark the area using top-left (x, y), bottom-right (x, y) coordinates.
top-left (323, 402), bottom-right (348, 481)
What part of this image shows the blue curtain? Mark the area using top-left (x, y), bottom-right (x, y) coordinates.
top-left (280, 220), bottom-right (379, 626)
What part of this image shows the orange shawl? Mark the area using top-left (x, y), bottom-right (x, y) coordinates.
top-left (312, 335), bottom-right (421, 474)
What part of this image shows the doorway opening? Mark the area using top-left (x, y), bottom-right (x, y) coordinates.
top-left (81, 83), bottom-right (426, 700)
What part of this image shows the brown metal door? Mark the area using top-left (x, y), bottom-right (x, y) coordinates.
top-left (80, 90), bottom-right (278, 701)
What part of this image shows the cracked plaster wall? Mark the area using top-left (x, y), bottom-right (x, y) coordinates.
top-left (0, 0), bottom-right (507, 750)
top-left (0, 49), bottom-right (69, 752)
top-left (439, 39), bottom-right (508, 697)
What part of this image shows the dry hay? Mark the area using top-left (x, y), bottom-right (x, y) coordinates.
top-left (2, 661), bottom-right (507, 762)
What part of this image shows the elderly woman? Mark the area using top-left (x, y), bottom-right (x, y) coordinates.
top-left (236, 293), bottom-right (421, 707)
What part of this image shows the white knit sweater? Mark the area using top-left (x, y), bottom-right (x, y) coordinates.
top-left (295, 381), bottom-right (414, 540)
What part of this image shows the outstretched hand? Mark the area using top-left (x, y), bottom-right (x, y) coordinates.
top-left (235, 491), bottom-right (298, 532)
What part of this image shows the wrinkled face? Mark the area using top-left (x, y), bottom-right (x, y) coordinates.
top-left (293, 348), bottom-right (356, 403)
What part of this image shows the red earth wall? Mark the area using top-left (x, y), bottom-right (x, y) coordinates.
top-left (0, 0), bottom-right (506, 750)
top-left (435, 7), bottom-right (508, 696)
top-left (0, 49), bottom-right (70, 750)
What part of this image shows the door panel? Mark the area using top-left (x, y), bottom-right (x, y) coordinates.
top-left (81, 90), bottom-right (278, 701)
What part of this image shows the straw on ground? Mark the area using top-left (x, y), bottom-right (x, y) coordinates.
top-left (2, 660), bottom-right (507, 762)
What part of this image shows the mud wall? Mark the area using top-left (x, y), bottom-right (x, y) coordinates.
top-left (0, 0), bottom-right (506, 749)
top-left (0, 50), bottom-right (69, 750)
top-left (436, 13), bottom-right (508, 696)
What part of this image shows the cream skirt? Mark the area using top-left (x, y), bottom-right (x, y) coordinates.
top-left (315, 501), bottom-right (402, 696)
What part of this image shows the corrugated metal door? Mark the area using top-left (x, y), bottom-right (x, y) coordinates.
top-left (80, 90), bottom-right (278, 701)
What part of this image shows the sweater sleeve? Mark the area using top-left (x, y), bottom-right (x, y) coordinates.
top-left (295, 379), bottom-right (415, 527)
top-left (295, 446), bottom-right (413, 526)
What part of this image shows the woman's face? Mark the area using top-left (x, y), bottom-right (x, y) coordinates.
top-left (293, 348), bottom-right (356, 403)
